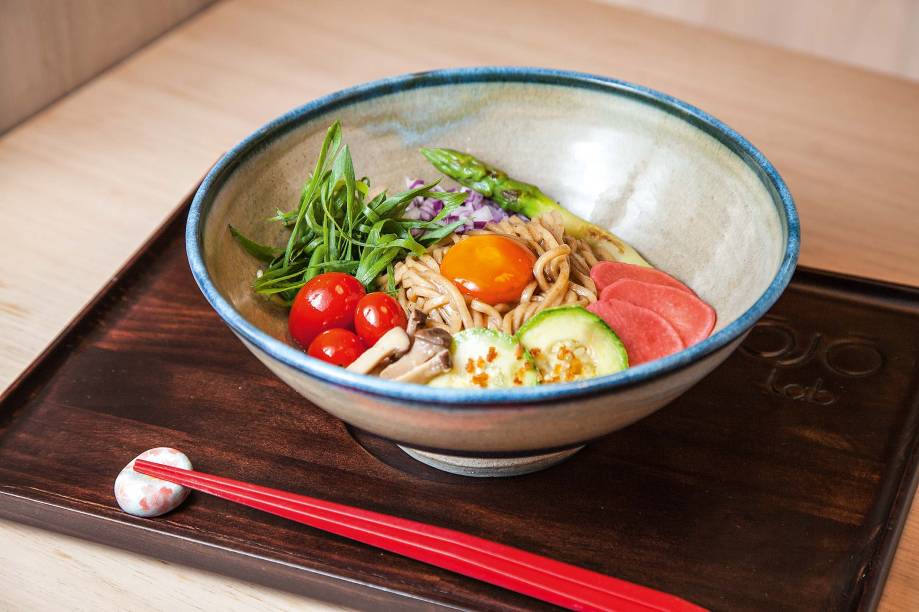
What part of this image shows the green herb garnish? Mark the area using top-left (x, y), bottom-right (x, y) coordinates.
top-left (230, 121), bottom-right (468, 306)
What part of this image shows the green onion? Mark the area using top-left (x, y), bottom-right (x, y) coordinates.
top-left (230, 120), bottom-right (466, 306)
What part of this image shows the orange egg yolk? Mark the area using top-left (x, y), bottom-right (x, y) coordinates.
top-left (440, 235), bottom-right (536, 305)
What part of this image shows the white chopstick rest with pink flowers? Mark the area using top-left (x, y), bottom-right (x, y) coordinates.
top-left (114, 447), bottom-right (192, 517)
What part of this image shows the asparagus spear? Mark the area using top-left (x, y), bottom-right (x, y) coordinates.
top-left (420, 148), bottom-right (650, 267)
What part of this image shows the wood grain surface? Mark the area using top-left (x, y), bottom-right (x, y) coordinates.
top-left (0, 519), bottom-right (344, 611)
top-left (0, 0), bottom-right (918, 609)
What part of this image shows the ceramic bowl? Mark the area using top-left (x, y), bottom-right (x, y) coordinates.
top-left (187, 68), bottom-right (799, 476)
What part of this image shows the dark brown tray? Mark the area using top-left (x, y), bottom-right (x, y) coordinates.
top-left (2, 194), bottom-right (918, 612)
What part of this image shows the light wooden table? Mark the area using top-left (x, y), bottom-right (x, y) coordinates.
top-left (1, 0), bottom-right (917, 609)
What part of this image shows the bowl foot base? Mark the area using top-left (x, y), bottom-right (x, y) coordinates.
top-left (396, 445), bottom-right (584, 477)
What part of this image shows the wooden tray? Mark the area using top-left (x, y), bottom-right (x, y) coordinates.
top-left (2, 195), bottom-right (918, 611)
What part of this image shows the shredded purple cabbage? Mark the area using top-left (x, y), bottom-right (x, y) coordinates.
top-left (402, 178), bottom-right (518, 234)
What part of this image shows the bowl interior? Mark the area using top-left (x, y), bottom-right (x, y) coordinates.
top-left (201, 78), bottom-right (786, 358)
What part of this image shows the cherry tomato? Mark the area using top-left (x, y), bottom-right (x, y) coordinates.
top-left (354, 293), bottom-right (408, 346)
top-left (289, 272), bottom-right (365, 348)
top-left (440, 235), bottom-right (536, 305)
top-left (307, 328), bottom-right (366, 367)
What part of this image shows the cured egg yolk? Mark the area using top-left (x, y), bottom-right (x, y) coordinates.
top-left (440, 235), bottom-right (536, 305)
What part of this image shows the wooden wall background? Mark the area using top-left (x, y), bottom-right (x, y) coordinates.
top-left (3, 1), bottom-right (917, 137)
top-left (602, 0), bottom-right (919, 82)
top-left (0, 0), bottom-right (214, 134)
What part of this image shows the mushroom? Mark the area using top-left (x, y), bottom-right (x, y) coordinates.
top-left (346, 327), bottom-right (411, 375)
top-left (383, 349), bottom-right (451, 384)
top-left (405, 307), bottom-right (427, 337)
top-left (379, 327), bottom-right (452, 384)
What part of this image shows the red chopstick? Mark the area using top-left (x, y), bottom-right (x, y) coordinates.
top-left (133, 459), bottom-right (705, 611)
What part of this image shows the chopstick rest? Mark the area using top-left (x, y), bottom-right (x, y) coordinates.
top-left (131, 458), bottom-right (707, 611)
top-left (114, 448), bottom-right (192, 517)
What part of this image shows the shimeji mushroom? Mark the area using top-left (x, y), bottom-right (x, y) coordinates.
top-left (345, 307), bottom-right (453, 384)
top-left (346, 327), bottom-right (411, 375)
top-left (379, 328), bottom-right (452, 383)
top-left (405, 307), bottom-right (426, 337)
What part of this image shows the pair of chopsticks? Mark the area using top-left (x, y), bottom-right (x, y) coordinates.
top-left (133, 460), bottom-right (705, 611)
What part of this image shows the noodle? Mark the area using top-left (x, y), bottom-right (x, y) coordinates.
top-left (384, 212), bottom-right (614, 335)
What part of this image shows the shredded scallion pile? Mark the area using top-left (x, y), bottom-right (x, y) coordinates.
top-left (229, 121), bottom-right (467, 306)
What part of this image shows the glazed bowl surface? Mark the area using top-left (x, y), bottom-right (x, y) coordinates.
top-left (187, 67), bottom-right (799, 456)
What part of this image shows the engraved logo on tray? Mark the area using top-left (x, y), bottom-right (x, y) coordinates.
top-left (740, 316), bottom-right (884, 405)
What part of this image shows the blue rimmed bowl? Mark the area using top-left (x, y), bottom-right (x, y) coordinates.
top-left (187, 67), bottom-right (798, 476)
